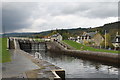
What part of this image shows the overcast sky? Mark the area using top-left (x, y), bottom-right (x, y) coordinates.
top-left (2, 1), bottom-right (118, 33)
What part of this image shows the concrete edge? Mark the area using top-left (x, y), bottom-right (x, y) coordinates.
top-left (51, 69), bottom-right (65, 80)
top-left (18, 49), bottom-right (65, 80)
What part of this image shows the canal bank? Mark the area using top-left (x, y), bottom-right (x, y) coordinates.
top-left (7, 37), bottom-right (119, 79)
top-left (19, 49), bottom-right (65, 80)
top-left (46, 41), bottom-right (119, 66)
top-left (2, 49), bottom-right (65, 80)
top-left (3, 38), bottom-right (65, 80)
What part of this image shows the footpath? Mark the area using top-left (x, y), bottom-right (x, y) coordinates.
top-left (2, 38), bottom-right (65, 80)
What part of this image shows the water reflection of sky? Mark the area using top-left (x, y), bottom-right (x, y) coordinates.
top-left (30, 50), bottom-right (119, 78)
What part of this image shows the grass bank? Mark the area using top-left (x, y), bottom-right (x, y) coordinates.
top-left (33, 38), bottom-right (44, 42)
top-left (0, 38), bottom-right (11, 63)
top-left (63, 40), bottom-right (119, 54)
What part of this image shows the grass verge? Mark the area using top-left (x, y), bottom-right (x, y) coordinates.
top-left (33, 38), bottom-right (44, 42)
top-left (63, 40), bottom-right (119, 54)
top-left (0, 38), bottom-right (11, 63)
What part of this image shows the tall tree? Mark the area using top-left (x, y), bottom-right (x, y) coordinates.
top-left (101, 33), bottom-right (114, 48)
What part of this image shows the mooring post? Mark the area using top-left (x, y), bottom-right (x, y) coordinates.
top-left (14, 38), bottom-right (17, 49)
top-left (7, 38), bottom-right (9, 49)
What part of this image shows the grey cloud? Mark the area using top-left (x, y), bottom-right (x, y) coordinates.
top-left (60, 3), bottom-right (91, 14)
top-left (2, 2), bottom-right (38, 33)
top-left (35, 2), bottom-right (117, 18)
top-left (0, 3), bottom-right (2, 33)
top-left (58, 2), bottom-right (118, 18)
top-left (84, 2), bottom-right (118, 18)
top-left (2, 2), bottom-right (118, 33)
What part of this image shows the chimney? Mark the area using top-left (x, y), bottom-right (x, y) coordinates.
top-left (95, 30), bottom-right (98, 33)
top-left (116, 32), bottom-right (119, 36)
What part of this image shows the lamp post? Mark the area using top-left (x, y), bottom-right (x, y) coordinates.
top-left (105, 30), bottom-right (107, 49)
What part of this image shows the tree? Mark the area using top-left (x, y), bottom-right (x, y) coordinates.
top-left (47, 30), bottom-right (58, 36)
top-left (100, 33), bottom-right (114, 48)
top-left (34, 34), bottom-right (44, 38)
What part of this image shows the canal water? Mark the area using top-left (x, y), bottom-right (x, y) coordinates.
top-left (18, 41), bottom-right (119, 78)
top-left (28, 50), bottom-right (119, 78)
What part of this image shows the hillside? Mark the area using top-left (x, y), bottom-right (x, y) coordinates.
top-left (38, 21), bottom-right (119, 38)
top-left (4, 21), bottom-right (119, 38)
top-left (89, 21), bottom-right (119, 37)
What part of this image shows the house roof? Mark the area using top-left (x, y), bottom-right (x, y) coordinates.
top-left (112, 35), bottom-right (120, 43)
top-left (51, 33), bottom-right (61, 37)
top-left (82, 32), bottom-right (97, 38)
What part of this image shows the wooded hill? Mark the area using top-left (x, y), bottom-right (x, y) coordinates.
top-left (35, 21), bottom-right (119, 40)
top-left (4, 21), bottom-right (119, 39)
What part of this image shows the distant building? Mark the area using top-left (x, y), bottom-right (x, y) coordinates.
top-left (92, 33), bottom-right (104, 46)
top-left (77, 31), bottom-right (104, 46)
top-left (76, 36), bottom-right (80, 42)
top-left (50, 33), bottom-right (63, 41)
top-left (41, 36), bottom-right (51, 41)
top-left (42, 38), bottom-right (50, 41)
top-left (68, 37), bottom-right (76, 41)
top-left (112, 33), bottom-right (120, 49)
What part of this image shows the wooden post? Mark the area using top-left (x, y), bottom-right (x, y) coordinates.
top-left (105, 30), bottom-right (107, 49)
top-left (7, 38), bottom-right (8, 49)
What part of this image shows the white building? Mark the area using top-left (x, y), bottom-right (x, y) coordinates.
top-left (50, 33), bottom-right (63, 41)
top-left (112, 34), bottom-right (120, 48)
top-left (68, 37), bottom-right (76, 41)
top-left (76, 31), bottom-right (104, 46)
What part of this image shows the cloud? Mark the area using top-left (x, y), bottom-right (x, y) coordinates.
top-left (2, 2), bottom-right (118, 33)
top-left (83, 2), bottom-right (118, 18)
top-left (2, 0), bottom-right (119, 2)
top-left (2, 2), bottom-right (38, 33)
top-left (0, 2), bottom-right (2, 33)
top-left (50, 2), bottom-right (118, 18)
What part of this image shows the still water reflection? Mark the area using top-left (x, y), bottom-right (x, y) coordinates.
top-left (29, 50), bottom-right (119, 78)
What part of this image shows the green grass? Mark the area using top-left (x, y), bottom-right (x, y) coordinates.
top-left (63, 40), bottom-right (119, 54)
top-left (0, 38), bottom-right (11, 63)
top-left (33, 38), bottom-right (44, 42)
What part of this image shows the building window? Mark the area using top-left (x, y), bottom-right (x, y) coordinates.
top-left (89, 36), bottom-right (91, 39)
top-left (116, 38), bottom-right (118, 42)
top-left (82, 37), bottom-right (84, 39)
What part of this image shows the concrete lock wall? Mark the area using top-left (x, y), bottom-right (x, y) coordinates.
top-left (18, 40), bottom-right (31, 52)
top-left (8, 38), bottom-right (65, 80)
top-left (8, 38), bottom-right (15, 49)
top-left (46, 42), bottom-right (120, 66)
top-left (18, 40), bottom-right (47, 52)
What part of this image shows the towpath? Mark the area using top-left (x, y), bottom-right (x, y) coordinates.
top-left (2, 39), bottom-right (65, 79)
